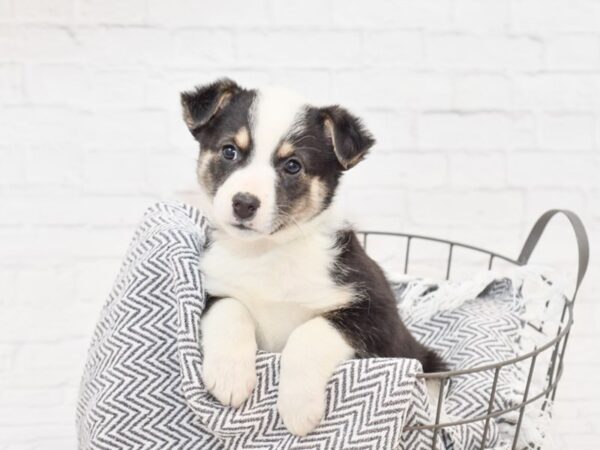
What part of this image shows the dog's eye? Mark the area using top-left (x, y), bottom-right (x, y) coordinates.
top-left (221, 144), bottom-right (238, 161)
top-left (283, 158), bottom-right (302, 175)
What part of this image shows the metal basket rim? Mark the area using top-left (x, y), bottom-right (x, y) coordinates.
top-left (359, 210), bottom-right (589, 443)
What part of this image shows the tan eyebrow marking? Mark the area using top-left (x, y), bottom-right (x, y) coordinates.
top-left (276, 141), bottom-right (295, 159)
top-left (234, 126), bottom-right (250, 150)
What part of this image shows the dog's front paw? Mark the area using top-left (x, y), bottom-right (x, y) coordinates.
top-left (200, 297), bottom-right (257, 408)
top-left (277, 372), bottom-right (326, 437)
top-left (202, 349), bottom-right (257, 407)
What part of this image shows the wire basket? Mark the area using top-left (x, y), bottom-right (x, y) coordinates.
top-left (358, 210), bottom-right (589, 449)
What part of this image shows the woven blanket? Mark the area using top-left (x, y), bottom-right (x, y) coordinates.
top-left (77, 203), bottom-right (543, 450)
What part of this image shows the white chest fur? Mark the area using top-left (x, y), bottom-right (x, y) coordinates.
top-left (199, 229), bottom-right (353, 352)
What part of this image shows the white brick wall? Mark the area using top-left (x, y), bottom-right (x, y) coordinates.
top-left (0, 1), bottom-right (598, 448)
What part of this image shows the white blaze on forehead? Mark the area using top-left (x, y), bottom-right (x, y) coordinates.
top-left (250, 86), bottom-right (306, 164)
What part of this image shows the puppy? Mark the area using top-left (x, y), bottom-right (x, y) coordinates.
top-left (181, 78), bottom-right (445, 437)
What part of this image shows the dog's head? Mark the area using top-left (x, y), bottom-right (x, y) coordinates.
top-left (181, 78), bottom-right (375, 239)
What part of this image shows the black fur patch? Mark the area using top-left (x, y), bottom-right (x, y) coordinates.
top-left (325, 230), bottom-right (446, 373)
top-left (271, 109), bottom-right (343, 229)
top-left (271, 106), bottom-right (374, 230)
top-left (181, 79), bottom-right (257, 196)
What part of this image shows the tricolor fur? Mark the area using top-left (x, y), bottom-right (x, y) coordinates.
top-left (181, 78), bottom-right (445, 436)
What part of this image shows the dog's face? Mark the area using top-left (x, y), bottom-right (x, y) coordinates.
top-left (181, 78), bottom-right (375, 239)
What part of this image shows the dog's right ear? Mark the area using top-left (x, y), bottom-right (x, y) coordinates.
top-left (180, 78), bottom-right (240, 135)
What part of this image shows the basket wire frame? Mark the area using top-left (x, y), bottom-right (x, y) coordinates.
top-left (358, 210), bottom-right (589, 449)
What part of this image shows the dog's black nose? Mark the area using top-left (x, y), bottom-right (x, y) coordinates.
top-left (232, 192), bottom-right (260, 221)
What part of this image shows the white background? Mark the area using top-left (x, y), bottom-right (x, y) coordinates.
top-left (0, 0), bottom-right (599, 448)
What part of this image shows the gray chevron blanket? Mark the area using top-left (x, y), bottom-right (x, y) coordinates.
top-left (77, 203), bottom-right (551, 450)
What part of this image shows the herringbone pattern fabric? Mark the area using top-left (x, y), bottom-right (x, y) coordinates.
top-left (397, 279), bottom-right (525, 449)
top-left (77, 204), bottom-right (428, 450)
top-left (77, 203), bottom-right (222, 449)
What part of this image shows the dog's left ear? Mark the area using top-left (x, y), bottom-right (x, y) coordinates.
top-left (321, 106), bottom-right (375, 170)
top-left (180, 78), bottom-right (241, 135)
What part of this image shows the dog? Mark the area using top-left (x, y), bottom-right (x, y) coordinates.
top-left (181, 78), bottom-right (446, 437)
